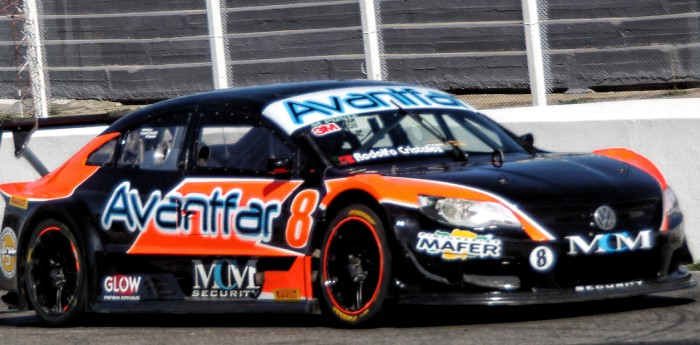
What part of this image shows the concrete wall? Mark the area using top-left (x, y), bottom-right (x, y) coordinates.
top-left (1, 98), bottom-right (699, 259)
top-left (485, 98), bottom-right (700, 258)
top-left (0, 125), bottom-right (104, 183)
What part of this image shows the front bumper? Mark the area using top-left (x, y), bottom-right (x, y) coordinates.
top-left (390, 205), bottom-right (696, 304)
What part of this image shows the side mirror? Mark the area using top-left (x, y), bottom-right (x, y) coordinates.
top-left (520, 133), bottom-right (535, 150)
top-left (267, 158), bottom-right (293, 178)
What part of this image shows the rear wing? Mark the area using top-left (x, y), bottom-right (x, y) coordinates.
top-left (1, 113), bottom-right (122, 176)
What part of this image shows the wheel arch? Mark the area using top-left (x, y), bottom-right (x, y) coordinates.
top-left (314, 189), bottom-right (396, 251)
top-left (17, 203), bottom-right (101, 312)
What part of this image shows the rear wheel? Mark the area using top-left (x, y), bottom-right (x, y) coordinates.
top-left (24, 219), bottom-right (86, 326)
top-left (318, 204), bottom-right (391, 326)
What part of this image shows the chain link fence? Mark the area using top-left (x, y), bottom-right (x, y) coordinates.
top-left (379, 0), bottom-right (536, 108)
top-left (223, 1), bottom-right (368, 87)
top-left (0, 0), bottom-right (699, 118)
top-left (541, 0), bottom-right (700, 105)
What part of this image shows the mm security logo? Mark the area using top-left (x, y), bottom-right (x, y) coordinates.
top-left (565, 230), bottom-right (653, 255)
top-left (575, 280), bottom-right (644, 292)
top-left (192, 259), bottom-right (261, 299)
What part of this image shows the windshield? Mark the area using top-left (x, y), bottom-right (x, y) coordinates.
top-left (302, 109), bottom-right (528, 166)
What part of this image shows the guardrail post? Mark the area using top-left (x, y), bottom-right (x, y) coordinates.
top-left (23, 0), bottom-right (49, 118)
top-left (521, 0), bottom-right (547, 106)
top-left (359, 0), bottom-right (383, 81)
top-left (206, 0), bottom-right (229, 89)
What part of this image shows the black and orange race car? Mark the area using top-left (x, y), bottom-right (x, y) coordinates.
top-left (0, 80), bottom-right (695, 326)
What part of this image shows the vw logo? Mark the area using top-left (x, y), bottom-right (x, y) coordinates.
top-left (593, 205), bottom-right (617, 231)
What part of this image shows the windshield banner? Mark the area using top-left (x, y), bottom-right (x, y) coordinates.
top-left (262, 86), bottom-right (473, 134)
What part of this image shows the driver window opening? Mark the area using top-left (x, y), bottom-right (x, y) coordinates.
top-left (196, 125), bottom-right (293, 172)
top-left (117, 116), bottom-right (187, 171)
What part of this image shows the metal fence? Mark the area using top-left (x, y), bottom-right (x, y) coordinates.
top-left (0, 0), bottom-right (699, 118)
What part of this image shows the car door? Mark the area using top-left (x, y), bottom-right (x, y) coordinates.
top-left (80, 110), bottom-right (192, 248)
top-left (122, 109), bottom-right (322, 257)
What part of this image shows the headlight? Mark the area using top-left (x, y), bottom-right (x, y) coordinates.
top-left (663, 187), bottom-right (680, 216)
top-left (662, 187), bottom-right (683, 231)
top-left (0, 195), bottom-right (5, 229)
top-left (418, 195), bottom-right (521, 230)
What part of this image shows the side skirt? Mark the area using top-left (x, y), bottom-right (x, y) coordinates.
top-left (91, 299), bottom-right (317, 314)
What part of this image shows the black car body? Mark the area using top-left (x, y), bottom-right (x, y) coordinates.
top-left (0, 80), bottom-right (694, 325)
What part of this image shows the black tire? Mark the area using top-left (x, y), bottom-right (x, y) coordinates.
top-left (24, 219), bottom-right (87, 326)
top-left (318, 204), bottom-right (391, 326)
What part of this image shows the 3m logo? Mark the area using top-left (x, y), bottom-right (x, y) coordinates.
top-left (311, 123), bottom-right (341, 136)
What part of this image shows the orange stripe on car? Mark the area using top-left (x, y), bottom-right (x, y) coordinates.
top-left (593, 148), bottom-right (667, 190)
top-left (322, 175), bottom-right (555, 242)
top-left (0, 132), bottom-right (120, 200)
top-left (593, 148), bottom-right (670, 231)
top-left (261, 256), bottom-right (313, 300)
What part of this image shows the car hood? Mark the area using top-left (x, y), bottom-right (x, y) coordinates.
top-left (402, 153), bottom-right (663, 208)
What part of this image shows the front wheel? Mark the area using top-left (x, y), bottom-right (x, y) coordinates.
top-left (318, 205), bottom-right (391, 326)
top-left (24, 219), bottom-right (86, 326)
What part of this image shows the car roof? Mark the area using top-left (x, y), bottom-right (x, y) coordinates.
top-left (104, 80), bottom-right (409, 133)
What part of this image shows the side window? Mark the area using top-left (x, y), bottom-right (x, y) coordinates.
top-left (118, 114), bottom-right (188, 171)
top-left (86, 137), bottom-right (118, 166)
top-left (196, 124), bottom-right (293, 172)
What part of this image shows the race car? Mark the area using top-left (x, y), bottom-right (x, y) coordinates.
top-left (0, 80), bottom-right (695, 326)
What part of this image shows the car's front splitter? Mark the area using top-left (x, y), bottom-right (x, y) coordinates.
top-left (396, 268), bottom-right (696, 306)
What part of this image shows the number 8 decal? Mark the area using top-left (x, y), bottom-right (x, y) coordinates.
top-left (286, 189), bottom-right (320, 248)
top-left (529, 246), bottom-right (555, 272)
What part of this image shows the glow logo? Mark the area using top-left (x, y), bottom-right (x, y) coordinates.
top-left (102, 275), bottom-right (142, 301)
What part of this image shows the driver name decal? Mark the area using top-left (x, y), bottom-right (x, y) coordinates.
top-left (351, 144), bottom-right (446, 163)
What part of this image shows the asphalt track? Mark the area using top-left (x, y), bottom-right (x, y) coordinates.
top-left (0, 274), bottom-right (698, 345)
